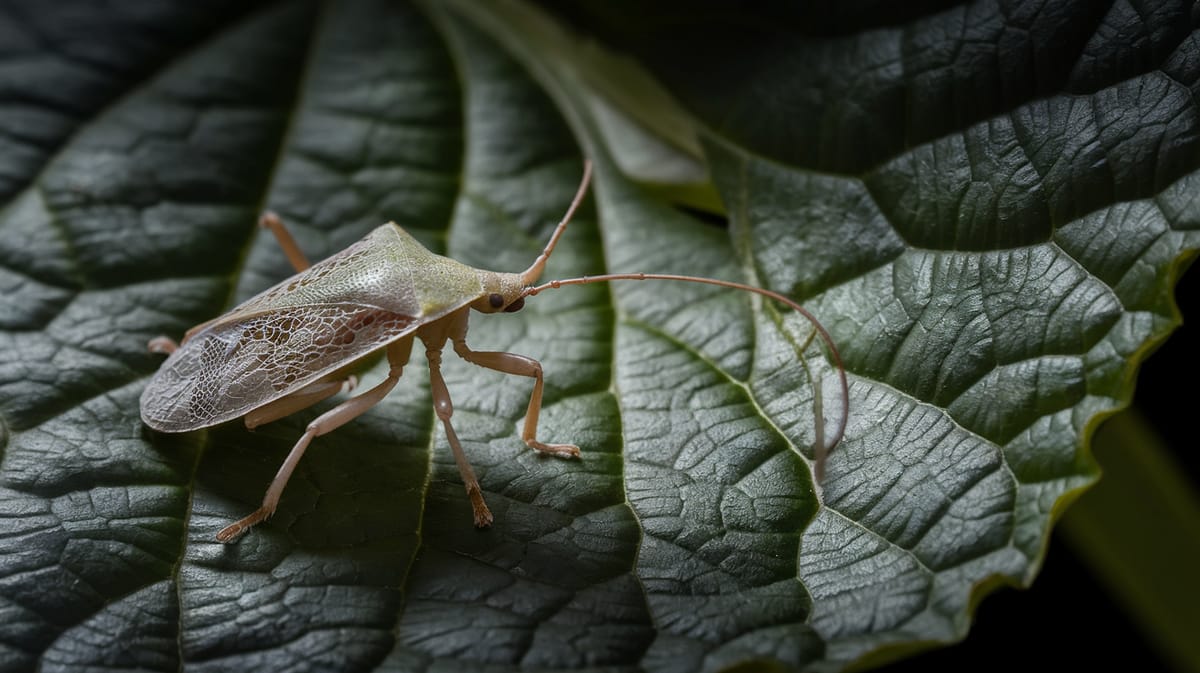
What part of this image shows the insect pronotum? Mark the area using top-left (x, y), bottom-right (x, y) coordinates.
top-left (140, 162), bottom-right (849, 542)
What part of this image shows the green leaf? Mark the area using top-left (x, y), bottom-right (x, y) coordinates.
top-left (0, 2), bottom-right (1196, 672)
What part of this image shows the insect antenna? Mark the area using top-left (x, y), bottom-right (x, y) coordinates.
top-left (524, 273), bottom-right (849, 480)
top-left (520, 161), bottom-right (594, 285)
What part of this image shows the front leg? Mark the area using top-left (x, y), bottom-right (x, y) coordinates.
top-left (452, 339), bottom-right (580, 459)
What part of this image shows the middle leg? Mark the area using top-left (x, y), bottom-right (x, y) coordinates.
top-left (424, 344), bottom-right (493, 527)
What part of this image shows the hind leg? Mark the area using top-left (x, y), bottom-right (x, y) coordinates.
top-left (216, 336), bottom-right (412, 542)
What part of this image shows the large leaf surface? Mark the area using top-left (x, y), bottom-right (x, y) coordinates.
top-left (0, 1), bottom-right (1197, 672)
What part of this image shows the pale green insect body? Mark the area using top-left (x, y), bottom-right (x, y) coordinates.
top-left (139, 223), bottom-right (516, 433)
top-left (139, 163), bottom-right (845, 541)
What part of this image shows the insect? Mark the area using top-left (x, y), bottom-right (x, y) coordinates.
top-left (141, 162), bottom-right (849, 542)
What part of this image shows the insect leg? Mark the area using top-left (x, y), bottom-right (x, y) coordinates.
top-left (452, 341), bottom-right (580, 459)
top-left (215, 336), bottom-right (412, 542)
top-left (259, 211), bottom-right (312, 272)
top-left (243, 374), bottom-right (360, 430)
top-left (163, 213), bottom-right (309, 349)
top-left (147, 336), bottom-right (178, 354)
top-left (424, 343), bottom-right (494, 527)
top-left (148, 320), bottom-right (215, 353)
top-left (163, 214), bottom-right (310, 350)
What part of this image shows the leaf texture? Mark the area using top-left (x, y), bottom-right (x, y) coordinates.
top-left (0, 1), bottom-right (1197, 672)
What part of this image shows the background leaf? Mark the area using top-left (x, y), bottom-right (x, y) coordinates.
top-left (0, 1), bottom-right (1196, 672)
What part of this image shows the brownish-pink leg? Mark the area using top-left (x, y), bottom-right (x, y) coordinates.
top-left (149, 212), bottom-right (314, 354)
top-left (243, 374), bottom-right (360, 430)
top-left (215, 337), bottom-right (412, 542)
top-left (452, 341), bottom-right (580, 458)
top-left (148, 336), bottom-right (178, 354)
top-left (259, 211), bottom-right (311, 272)
top-left (424, 345), bottom-right (493, 527)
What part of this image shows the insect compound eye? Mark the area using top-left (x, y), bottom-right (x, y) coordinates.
top-left (503, 297), bottom-right (525, 313)
top-left (488, 293), bottom-right (504, 309)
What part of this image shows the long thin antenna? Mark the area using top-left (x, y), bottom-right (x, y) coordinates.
top-left (520, 161), bottom-right (594, 285)
top-left (525, 272), bottom-right (849, 480)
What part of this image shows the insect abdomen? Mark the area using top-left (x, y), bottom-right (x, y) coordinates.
top-left (140, 304), bottom-right (416, 432)
top-left (140, 222), bottom-right (488, 432)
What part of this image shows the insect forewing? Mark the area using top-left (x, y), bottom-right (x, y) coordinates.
top-left (141, 224), bottom-right (485, 431)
